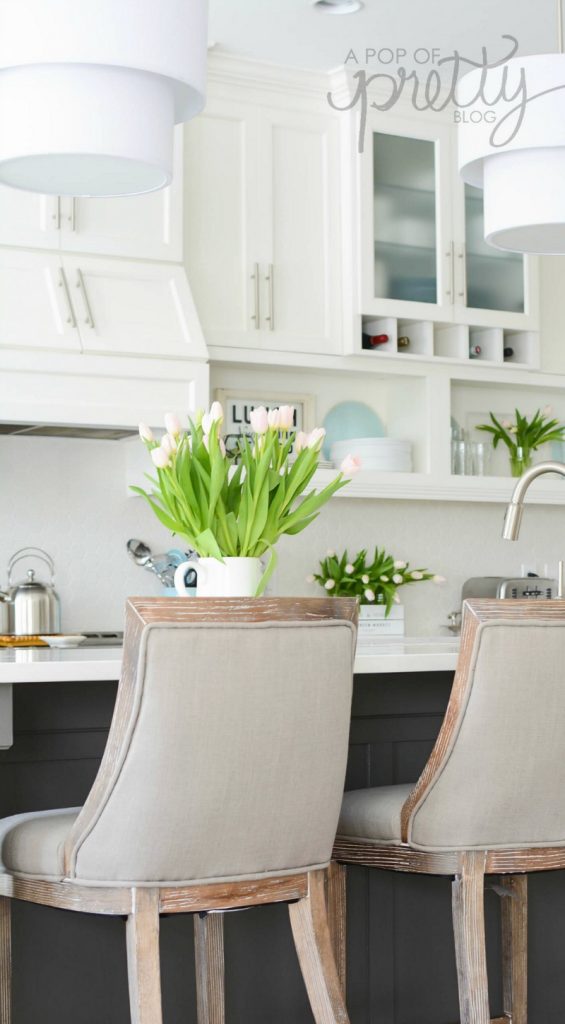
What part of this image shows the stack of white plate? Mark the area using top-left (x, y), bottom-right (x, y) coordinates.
top-left (331, 437), bottom-right (412, 473)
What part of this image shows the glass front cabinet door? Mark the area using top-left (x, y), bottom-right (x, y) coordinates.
top-left (360, 113), bottom-right (539, 331)
top-left (360, 115), bottom-right (454, 321)
top-left (452, 171), bottom-right (539, 329)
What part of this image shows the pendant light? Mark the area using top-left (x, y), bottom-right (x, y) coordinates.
top-left (0, 0), bottom-right (208, 198)
top-left (458, 0), bottom-right (565, 254)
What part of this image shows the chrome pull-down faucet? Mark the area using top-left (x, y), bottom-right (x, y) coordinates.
top-left (502, 460), bottom-right (565, 598)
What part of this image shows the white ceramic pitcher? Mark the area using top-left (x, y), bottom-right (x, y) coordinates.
top-left (174, 556), bottom-right (263, 598)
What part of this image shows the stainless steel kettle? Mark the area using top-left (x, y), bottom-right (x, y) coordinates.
top-left (2, 548), bottom-right (61, 635)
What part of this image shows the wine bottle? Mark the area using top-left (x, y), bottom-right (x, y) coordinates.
top-left (469, 344), bottom-right (482, 359)
top-left (362, 333), bottom-right (389, 350)
top-left (397, 336), bottom-right (410, 349)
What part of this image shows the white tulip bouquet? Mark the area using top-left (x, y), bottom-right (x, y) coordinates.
top-left (310, 548), bottom-right (445, 615)
top-left (133, 403), bottom-right (356, 594)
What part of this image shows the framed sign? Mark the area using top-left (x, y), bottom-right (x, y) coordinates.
top-left (214, 388), bottom-right (316, 455)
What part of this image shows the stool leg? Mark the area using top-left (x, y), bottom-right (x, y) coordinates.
top-left (501, 875), bottom-right (527, 1024)
top-left (452, 852), bottom-right (490, 1024)
top-left (289, 869), bottom-right (350, 1024)
top-left (0, 897), bottom-right (11, 1024)
top-left (126, 889), bottom-right (163, 1024)
top-left (326, 863), bottom-right (347, 995)
top-left (194, 912), bottom-right (225, 1024)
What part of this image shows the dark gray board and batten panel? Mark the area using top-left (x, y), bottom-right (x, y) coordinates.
top-left (1, 674), bottom-right (564, 1023)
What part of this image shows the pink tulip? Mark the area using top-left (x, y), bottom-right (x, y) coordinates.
top-left (295, 431), bottom-right (308, 453)
top-left (138, 422), bottom-right (154, 443)
top-left (307, 427), bottom-right (326, 449)
top-left (164, 413), bottom-right (182, 437)
top-left (250, 406), bottom-right (269, 434)
top-left (161, 432), bottom-right (177, 455)
top-left (210, 401), bottom-right (224, 423)
top-left (340, 454), bottom-right (362, 475)
top-left (268, 408), bottom-right (282, 429)
top-left (151, 446), bottom-right (171, 469)
top-left (202, 402), bottom-right (224, 434)
top-left (278, 405), bottom-right (295, 430)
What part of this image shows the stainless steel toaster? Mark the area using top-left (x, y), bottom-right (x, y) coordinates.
top-left (462, 576), bottom-right (557, 601)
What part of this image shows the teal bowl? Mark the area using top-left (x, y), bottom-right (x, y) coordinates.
top-left (322, 401), bottom-right (385, 460)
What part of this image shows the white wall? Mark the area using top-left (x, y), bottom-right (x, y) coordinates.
top-left (2, 433), bottom-right (565, 636)
top-left (0, 435), bottom-right (171, 633)
top-left (275, 498), bottom-right (565, 634)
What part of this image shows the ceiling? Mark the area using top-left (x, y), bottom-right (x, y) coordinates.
top-left (208, 0), bottom-right (555, 75)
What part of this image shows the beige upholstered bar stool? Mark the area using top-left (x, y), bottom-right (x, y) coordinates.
top-left (330, 600), bottom-right (565, 1024)
top-left (0, 596), bottom-right (357, 1024)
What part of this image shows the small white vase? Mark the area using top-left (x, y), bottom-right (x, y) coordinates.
top-left (358, 604), bottom-right (405, 640)
top-left (174, 556), bottom-right (263, 598)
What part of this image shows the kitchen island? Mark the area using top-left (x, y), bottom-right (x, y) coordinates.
top-left (0, 634), bottom-right (460, 684)
top-left (1, 638), bottom-right (562, 1023)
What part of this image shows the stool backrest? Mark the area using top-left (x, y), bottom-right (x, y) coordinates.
top-left (402, 600), bottom-right (565, 851)
top-left (64, 597), bottom-right (357, 885)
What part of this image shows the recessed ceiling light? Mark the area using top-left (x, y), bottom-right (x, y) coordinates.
top-left (312, 0), bottom-right (364, 14)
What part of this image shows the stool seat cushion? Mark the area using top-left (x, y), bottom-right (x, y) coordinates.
top-left (338, 785), bottom-right (414, 845)
top-left (0, 808), bottom-right (80, 881)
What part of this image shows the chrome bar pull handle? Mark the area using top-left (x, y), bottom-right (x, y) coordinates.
top-left (58, 268), bottom-right (77, 328)
top-left (76, 269), bottom-right (96, 329)
top-left (52, 197), bottom-right (61, 231)
top-left (457, 243), bottom-right (467, 301)
top-left (444, 243), bottom-right (454, 300)
top-left (265, 263), bottom-right (274, 331)
top-left (250, 262), bottom-right (260, 329)
top-left (68, 197), bottom-right (76, 232)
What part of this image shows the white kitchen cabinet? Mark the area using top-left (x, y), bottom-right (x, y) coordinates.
top-left (0, 189), bottom-right (60, 251)
top-left (184, 97), bottom-right (261, 348)
top-left (360, 112), bottom-right (454, 324)
top-left (184, 95), bottom-right (342, 355)
top-left (0, 129), bottom-right (183, 262)
top-left (357, 108), bottom-right (539, 334)
top-left (450, 149), bottom-right (539, 330)
top-left (60, 255), bottom-right (207, 360)
top-left (0, 250), bottom-right (81, 352)
top-left (260, 107), bottom-right (341, 353)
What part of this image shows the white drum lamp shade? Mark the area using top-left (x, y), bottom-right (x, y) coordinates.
top-left (458, 54), bottom-right (565, 254)
top-left (0, 0), bottom-right (208, 197)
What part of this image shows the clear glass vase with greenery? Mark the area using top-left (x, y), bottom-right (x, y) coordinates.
top-left (476, 407), bottom-right (565, 477)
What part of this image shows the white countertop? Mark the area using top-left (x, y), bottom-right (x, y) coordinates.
top-left (0, 636), bottom-right (459, 684)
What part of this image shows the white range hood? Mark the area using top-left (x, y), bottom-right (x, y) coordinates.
top-left (0, 256), bottom-right (210, 434)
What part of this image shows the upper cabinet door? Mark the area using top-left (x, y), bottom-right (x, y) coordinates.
top-left (0, 189), bottom-right (60, 250)
top-left (360, 114), bottom-right (454, 322)
top-left (0, 250), bottom-right (81, 351)
top-left (451, 148), bottom-right (539, 329)
top-left (58, 127), bottom-right (184, 262)
top-left (258, 107), bottom-right (342, 354)
top-left (61, 255), bottom-right (207, 360)
top-left (184, 95), bottom-right (342, 355)
top-left (184, 97), bottom-right (261, 347)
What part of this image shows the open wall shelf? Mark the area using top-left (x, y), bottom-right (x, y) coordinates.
top-left (315, 469), bottom-right (565, 505)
